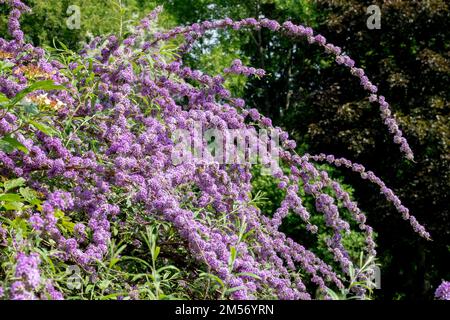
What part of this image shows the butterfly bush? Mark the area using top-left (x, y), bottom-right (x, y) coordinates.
top-left (0, 0), bottom-right (432, 300)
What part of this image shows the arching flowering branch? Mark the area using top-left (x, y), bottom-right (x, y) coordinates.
top-left (306, 153), bottom-right (430, 240)
top-left (148, 17), bottom-right (415, 161)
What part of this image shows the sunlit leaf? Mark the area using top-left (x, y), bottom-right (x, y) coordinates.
top-left (0, 193), bottom-right (23, 202)
top-left (29, 120), bottom-right (59, 137)
top-left (3, 177), bottom-right (26, 192)
top-left (9, 80), bottom-right (67, 107)
top-left (0, 135), bottom-right (29, 154)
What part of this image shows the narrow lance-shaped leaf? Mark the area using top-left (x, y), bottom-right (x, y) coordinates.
top-left (0, 135), bottom-right (29, 154)
top-left (9, 80), bottom-right (67, 107)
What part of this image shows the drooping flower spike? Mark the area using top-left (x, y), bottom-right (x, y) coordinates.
top-left (148, 17), bottom-right (415, 161)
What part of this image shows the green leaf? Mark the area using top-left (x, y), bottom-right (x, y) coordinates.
top-left (325, 288), bottom-right (342, 300)
top-left (99, 292), bottom-right (126, 300)
top-left (97, 280), bottom-right (110, 290)
top-left (29, 120), bottom-right (58, 137)
top-left (23, 102), bottom-right (40, 115)
top-left (235, 272), bottom-right (261, 280)
top-left (121, 256), bottom-right (151, 268)
top-left (11, 217), bottom-right (28, 236)
top-left (156, 265), bottom-right (180, 273)
top-left (9, 80), bottom-right (67, 107)
top-left (348, 264), bottom-right (355, 280)
top-left (198, 272), bottom-right (225, 288)
top-left (0, 135), bottom-right (29, 154)
top-left (19, 187), bottom-right (40, 205)
top-left (54, 209), bottom-right (64, 219)
top-left (56, 39), bottom-right (69, 51)
top-left (153, 246), bottom-right (161, 261)
top-left (4, 178), bottom-right (26, 192)
top-left (241, 229), bottom-right (254, 241)
top-left (2, 201), bottom-right (24, 211)
top-left (61, 218), bottom-right (75, 233)
top-left (0, 193), bottom-right (23, 202)
top-left (228, 246), bottom-right (237, 269)
top-left (224, 286), bottom-right (247, 294)
top-left (0, 61), bottom-right (14, 73)
top-left (0, 93), bottom-right (9, 103)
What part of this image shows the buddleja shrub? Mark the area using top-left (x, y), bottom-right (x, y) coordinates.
top-left (0, 0), bottom-right (435, 300)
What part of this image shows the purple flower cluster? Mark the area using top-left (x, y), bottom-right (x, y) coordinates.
top-left (11, 252), bottom-right (40, 300)
top-left (9, 252), bottom-right (63, 300)
top-left (15, 252), bottom-right (41, 288)
top-left (0, 1), bottom-right (433, 300)
top-left (3, 0), bottom-right (30, 43)
top-left (224, 59), bottom-right (266, 77)
top-left (435, 281), bottom-right (450, 300)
